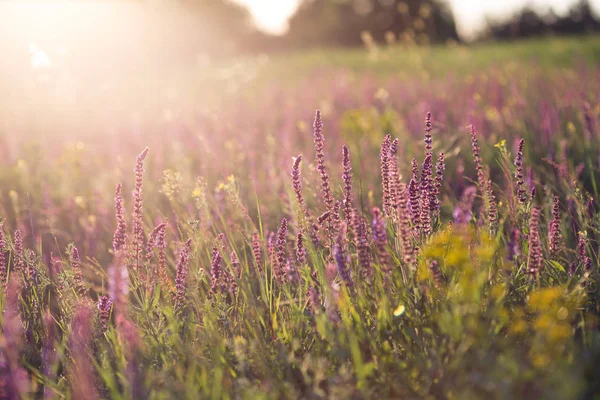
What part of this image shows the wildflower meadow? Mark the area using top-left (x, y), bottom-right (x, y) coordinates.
top-left (1, 37), bottom-right (600, 399)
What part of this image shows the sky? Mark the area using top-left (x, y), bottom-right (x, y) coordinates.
top-left (236, 0), bottom-right (600, 39)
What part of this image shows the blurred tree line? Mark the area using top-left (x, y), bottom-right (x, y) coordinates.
top-left (119, 0), bottom-right (600, 58)
top-left (484, 0), bottom-right (600, 40)
top-left (174, 0), bottom-right (458, 55)
top-left (177, 0), bottom-right (600, 55)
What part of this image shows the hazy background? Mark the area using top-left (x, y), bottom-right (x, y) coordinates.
top-left (239, 0), bottom-right (600, 39)
top-left (1, 0), bottom-right (599, 154)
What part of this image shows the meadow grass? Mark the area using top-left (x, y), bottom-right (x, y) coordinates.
top-left (0, 36), bottom-right (600, 399)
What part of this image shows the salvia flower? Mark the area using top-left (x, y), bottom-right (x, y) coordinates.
top-left (485, 179), bottom-right (498, 232)
top-left (291, 155), bottom-right (306, 221)
top-left (275, 218), bottom-right (288, 283)
top-left (470, 125), bottom-right (485, 189)
top-left (296, 232), bottom-right (306, 265)
top-left (132, 147), bottom-right (149, 269)
top-left (209, 243), bottom-right (223, 296)
top-left (432, 152), bottom-right (445, 212)
top-left (70, 246), bottom-right (86, 296)
top-left (380, 134), bottom-right (392, 215)
top-left (372, 207), bottom-right (389, 267)
top-left (333, 243), bottom-right (353, 288)
top-left (397, 184), bottom-right (415, 266)
top-left (113, 183), bottom-right (127, 253)
top-left (424, 111), bottom-right (433, 156)
top-left (229, 251), bottom-right (240, 295)
top-left (548, 196), bottom-right (563, 259)
top-left (341, 145), bottom-right (353, 221)
top-left (411, 158), bottom-right (420, 183)
top-left (420, 154), bottom-right (433, 236)
top-left (174, 239), bottom-right (192, 309)
top-left (0, 228), bottom-right (6, 287)
top-left (145, 222), bottom-right (167, 287)
top-left (13, 229), bottom-right (25, 274)
top-left (317, 211), bottom-right (331, 227)
top-left (527, 207), bottom-right (543, 277)
top-left (97, 295), bottom-right (113, 332)
top-left (514, 139), bottom-right (526, 203)
top-left (251, 231), bottom-right (263, 275)
top-left (156, 223), bottom-right (168, 287)
top-left (577, 232), bottom-right (592, 271)
top-left (408, 179), bottom-right (421, 234)
top-left (313, 111), bottom-right (334, 215)
top-left (389, 139), bottom-right (401, 213)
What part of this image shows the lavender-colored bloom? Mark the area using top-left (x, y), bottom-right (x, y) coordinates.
top-left (132, 147), bottom-right (149, 269)
top-left (371, 207), bottom-right (388, 267)
top-left (333, 243), bottom-right (353, 288)
top-left (156, 224), bottom-right (168, 287)
top-left (420, 154), bottom-right (433, 236)
top-left (380, 134), bottom-right (392, 216)
top-left (527, 207), bottom-right (543, 277)
top-left (251, 231), bottom-right (263, 275)
top-left (274, 218), bottom-right (288, 283)
top-left (209, 243), bottom-right (224, 296)
top-left (408, 179), bottom-right (421, 234)
top-left (332, 200), bottom-right (342, 232)
top-left (485, 179), bottom-right (498, 232)
top-left (470, 125), bottom-right (485, 189)
top-left (296, 232), bottom-right (306, 265)
top-left (291, 155), bottom-right (305, 219)
top-left (317, 211), bottom-right (331, 227)
top-left (174, 239), bottom-right (193, 309)
top-left (411, 158), bottom-right (420, 183)
top-left (514, 139), bottom-right (526, 203)
top-left (113, 183), bottom-right (127, 253)
top-left (424, 111), bottom-right (433, 157)
top-left (313, 111), bottom-right (334, 218)
top-left (577, 232), bottom-right (592, 271)
top-left (548, 196), bottom-right (563, 259)
top-left (70, 246), bottom-right (86, 296)
top-left (13, 229), bottom-right (25, 274)
top-left (397, 184), bottom-right (415, 266)
top-left (145, 222), bottom-right (167, 287)
top-left (341, 145), bottom-right (353, 221)
top-left (228, 251), bottom-right (240, 295)
top-left (389, 139), bottom-right (401, 213)
top-left (97, 295), bottom-right (113, 332)
top-left (0, 228), bottom-right (6, 287)
top-left (431, 152), bottom-right (445, 213)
